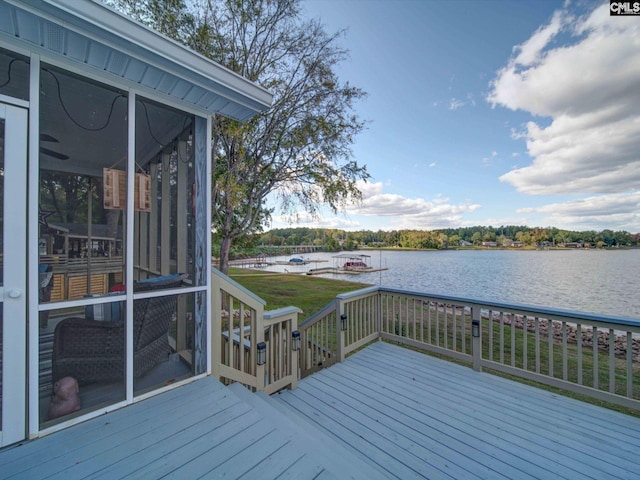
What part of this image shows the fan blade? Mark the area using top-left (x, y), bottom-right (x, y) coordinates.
top-left (39, 133), bottom-right (59, 143)
top-left (40, 147), bottom-right (69, 160)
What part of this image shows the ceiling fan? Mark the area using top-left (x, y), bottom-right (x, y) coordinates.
top-left (40, 133), bottom-right (69, 160)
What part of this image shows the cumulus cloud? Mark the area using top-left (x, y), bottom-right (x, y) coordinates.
top-left (271, 212), bottom-right (361, 230)
top-left (349, 181), bottom-right (481, 228)
top-left (488, 3), bottom-right (640, 195)
top-left (269, 181), bottom-right (483, 230)
top-left (517, 192), bottom-right (640, 231)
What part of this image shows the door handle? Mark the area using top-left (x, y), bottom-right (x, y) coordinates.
top-left (7, 289), bottom-right (22, 299)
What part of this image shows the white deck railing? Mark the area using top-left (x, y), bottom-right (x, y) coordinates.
top-left (299, 286), bottom-right (640, 411)
top-left (211, 269), bottom-right (299, 393)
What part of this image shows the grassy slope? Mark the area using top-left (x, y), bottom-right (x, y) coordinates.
top-left (228, 268), bottom-right (370, 321)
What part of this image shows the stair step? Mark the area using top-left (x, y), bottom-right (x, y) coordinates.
top-left (227, 383), bottom-right (387, 480)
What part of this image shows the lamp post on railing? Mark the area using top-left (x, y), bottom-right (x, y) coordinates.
top-left (291, 329), bottom-right (300, 389)
top-left (257, 342), bottom-right (266, 365)
top-left (337, 305), bottom-right (347, 362)
top-left (471, 307), bottom-right (482, 372)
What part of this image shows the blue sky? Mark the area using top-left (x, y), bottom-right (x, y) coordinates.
top-left (268, 0), bottom-right (640, 233)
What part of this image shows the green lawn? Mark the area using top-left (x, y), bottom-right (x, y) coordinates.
top-left (228, 268), bottom-right (369, 321)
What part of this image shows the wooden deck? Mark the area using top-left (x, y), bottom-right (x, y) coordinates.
top-left (273, 341), bottom-right (640, 480)
top-left (2, 341), bottom-right (640, 479)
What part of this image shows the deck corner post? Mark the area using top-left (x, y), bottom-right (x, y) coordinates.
top-left (211, 271), bottom-right (222, 380)
top-left (471, 305), bottom-right (482, 372)
top-left (337, 299), bottom-right (346, 363)
top-left (290, 311), bottom-right (299, 389)
top-left (377, 291), bottom-right (383, 340)
top-left (255, 303), bottom-right (266, 392)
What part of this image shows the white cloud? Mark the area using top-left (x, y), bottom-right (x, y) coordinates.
top-left (488, 3), bottom-right (640, 195)
top-left (429, 162), bottom-right (437, 168)
top-left (267, 181), bottom-right (482, 230)
top-left (517, 192), bottom-right (640, 231)
top-left (449, 98), bottom-right (465, 110)
top-left (270, 212), bottom-right (361, 230)
top-left (350, 181), bottom-right (481, 228)
top-left (512, 10), bottom-right (564, 67)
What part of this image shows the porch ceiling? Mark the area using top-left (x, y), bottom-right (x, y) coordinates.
top-left (0, 0), bottom-right (272, 121)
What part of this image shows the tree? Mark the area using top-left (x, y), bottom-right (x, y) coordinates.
top-left (210, 1), bottom-right (368, 273)
top-left (109, 0), bottom-right (369, 274)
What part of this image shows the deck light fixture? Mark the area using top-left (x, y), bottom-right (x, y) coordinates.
top-left (472, 319), bottom-right (480, 338)
top-left (292, 330), bottom-right (301, 351)
top-left (257, 342), bottom-right (267, 365)
top-left (340, 314), bottom-right (348, 331)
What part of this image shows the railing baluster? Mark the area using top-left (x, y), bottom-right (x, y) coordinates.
top-left (413, 299), bottom-right (417, 340)
top-left (609, 328), bottom-right (615, 394)
top-left (562, 321), bottom-right (568, 381)
top-left (500, 312), bottom-right (504, 365)
top-left (523, 315), bottom-right (527, 371)
top-left (427, 301), bottom-right (432, 344)
top-left (593, 326), bottom-right (599, 390)
top-left (444, 304), bottom-right (449, 350)
top-left (627, 332), bottom-right (633, 398)
top-left (420, 299), bottom-right (424, 343)
top-left (405, 297), bottom-right (409, 338)
top-left (489, 310), bottom-right (494, 363)
top-left (436, 303), bottom-right (441, 347)
top-left (577, 323), bottom-right (583, 385)
top-left (548, 318), bottom-right (554, 377)
top-left (227, 294), bottom-right (234, 369)
top-left (535, 317), bottom-right (540, 374)
top-left (511, 313), bottom-right (516, 367)
top-left (453, 305), bottom-right (458, 352)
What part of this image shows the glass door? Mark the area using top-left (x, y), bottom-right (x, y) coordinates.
top-left (0, 103), bottom-right (28, 447)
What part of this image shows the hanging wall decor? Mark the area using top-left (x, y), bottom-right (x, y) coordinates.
top-left (135, 173), bottom-right (151, 212)
top-left (103, 168), bottom-right (125, 209)
top-left (104, 168), bottom-right (151, 212)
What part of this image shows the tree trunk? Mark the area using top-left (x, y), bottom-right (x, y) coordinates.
top-left (219, 235), bottom-right (232, 275)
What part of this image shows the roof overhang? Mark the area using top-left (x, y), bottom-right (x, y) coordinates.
top-left (0, 0), bottom-right (272, 120)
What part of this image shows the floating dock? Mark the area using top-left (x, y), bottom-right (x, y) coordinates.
top-left (307, 267), bottom-right (388, 276)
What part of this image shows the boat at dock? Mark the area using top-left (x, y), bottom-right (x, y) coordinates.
top-left (307, 254), bottom-right (388, 275)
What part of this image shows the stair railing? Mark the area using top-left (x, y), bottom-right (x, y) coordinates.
top-left (211, 268), bottom-right (299, 393)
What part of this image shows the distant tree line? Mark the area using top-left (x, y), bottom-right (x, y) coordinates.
top-left (252, 226), bottom-right (640, 251)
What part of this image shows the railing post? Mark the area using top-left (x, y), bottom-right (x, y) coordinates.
top-left (471, 305), bottom-right (482, 372)
top-left (337, 299), bottom-right (346, 363)
top-left (291, 310), bottom-right (299, 389)
top-left (211, 272), bottom-right (221, 380)
top-left (255, 302), bottom-right (266, 392)
top-left (377, 291), bottom-right (383, 341)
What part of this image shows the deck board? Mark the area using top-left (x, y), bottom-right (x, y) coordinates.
top-left (0, 378), bottom-right (320, 480)
top-left (340, 351), bottom-right (632, 477)
top-left (2, 341), bottom-right (640, 479)
top-left (274, 341), bottom-right (640, 480)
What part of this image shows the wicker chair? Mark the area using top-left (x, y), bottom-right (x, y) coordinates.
top-left (52, 274), bottom-right (187, 386)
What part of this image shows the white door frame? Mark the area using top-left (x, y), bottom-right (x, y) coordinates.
top-left (0, 103), bottom-right (28, 447)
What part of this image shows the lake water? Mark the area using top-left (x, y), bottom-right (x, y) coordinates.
top-left (257, 249), bottom-right (640, 319)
